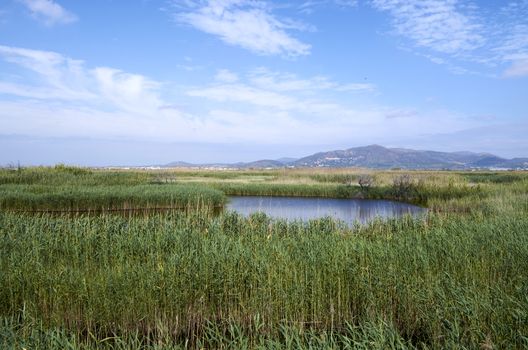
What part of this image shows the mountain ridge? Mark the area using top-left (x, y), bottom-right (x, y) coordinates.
top-left (163, 145), bottom-right (528, 170)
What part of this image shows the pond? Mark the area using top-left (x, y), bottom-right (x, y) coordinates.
top-left (227, 196), bottom-right (427, 226)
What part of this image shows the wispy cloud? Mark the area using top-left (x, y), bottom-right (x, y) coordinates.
top-left (0, 46), bottom-right (170, 115)
top-left (493, 14), bottom-right (528, 77)
top-left (504, 59), bottom-right (528, 77)
top-left (0, 45), bottom-right (164, 109)
top-left (371, 0), bottom-right (484, 55)
top-left (173, 0), bottom-right (311, 57)
top-left (247, 67), bottom-right (375, 93)
top-left (215, 69), bottom-right (239, 83)
top-left (188, 68), bottom-right (375, 113)
top-left (185, 69), bottom-right (473, 144)
top-left (188, 83), bottom-right (298, 110)
top-left (92, 67), bottom-right (163, 114)
top-left (0, 45), bottom-right (93, 100)
top-left (371, 0), bottom-right (528, 78)
top-left (298, 0), bottom-right (358, 14)
top-left (0, 44), bottom-right (487, 147)
top-left (0, 44), bottom-right (190, 141)
top-left (19, 0), bottom-right (77, 25)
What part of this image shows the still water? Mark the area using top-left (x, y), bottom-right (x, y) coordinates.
top-left (227, 196), bottom-right (427, 225)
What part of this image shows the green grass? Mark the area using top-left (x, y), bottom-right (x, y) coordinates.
top-left (0, 166), bottom-right (151, 186)
top-left (462, 172), bottom-right (527, 184)
top-left (1, 167), bottom-right (528, 348)
top-left (0, 316), bottom-right (428, 349)
top-left (1, 209), bottom-right (528, 348)
top-left (0, 167), bottom-right (226, 212)
top-left (208, 182), bottom-right (362, 198)
top-left (0, 167), bottom-right (487, 212)
top-left (0, 184), bottom-right (226, 212)
top-left (205, 181), bottom-right (486, 208)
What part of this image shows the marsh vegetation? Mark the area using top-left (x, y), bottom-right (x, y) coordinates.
top-left (1, 166), bottom-right (527, 349)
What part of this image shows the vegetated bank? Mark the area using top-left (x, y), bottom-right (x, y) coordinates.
top-left (1, 166), bottom-right (527, 348)
top-left (0, 166), bottom-right (226, 212)
top-left (0, 165), bottom-right (504, 211)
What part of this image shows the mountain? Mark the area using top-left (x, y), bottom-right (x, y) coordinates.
top-left (164, 161), bottom-right (195, 167)
top-left (162, 157), bottom-right (296, 169)
top-left (494, 158), bottom-right (528, 169)
top-left (232, 159), bottom-right (287, 168)
top-left (275, 157), bottom-right (298, 165)
top-left (293, 145), bottom-right (528, 169)
top-left (163, 145), bottom-right (528, 170)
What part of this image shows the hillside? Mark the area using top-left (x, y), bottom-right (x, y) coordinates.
top-left (164, 145), bottom-right (528, 170)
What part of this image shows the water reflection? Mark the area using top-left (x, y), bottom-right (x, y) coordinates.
top-left (227, 196), bottom-right (427, 225)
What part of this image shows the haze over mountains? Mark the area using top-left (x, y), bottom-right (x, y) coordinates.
top-left (164, 145), bottom-right (528, 170)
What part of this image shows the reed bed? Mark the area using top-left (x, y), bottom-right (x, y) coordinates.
top-left (0, 184), bottom-right (226, 212)
top-left (0, 166), bottom-right (151, 186)
top-left (1, 167), bottom-right (527, 348)
top-left (206, 181), bottom-right (486, 208)
top-left (1, 208), bottom-right (528, 348)
top-left (209, 182), bottom-right (362, 198)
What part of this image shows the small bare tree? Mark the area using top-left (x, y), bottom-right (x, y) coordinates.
top-left (358, 174), bottom-right (374, 192)
top-left (392, 174), bottom-right (414, 199)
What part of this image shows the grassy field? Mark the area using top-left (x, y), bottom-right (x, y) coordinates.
top-left (0, 166), bottom-right (226, 212)
top-left (1, 166), bottom-right (527, 349)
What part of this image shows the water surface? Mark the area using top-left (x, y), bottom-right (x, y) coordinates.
top-left (227, 196), bottom-right (426, 225)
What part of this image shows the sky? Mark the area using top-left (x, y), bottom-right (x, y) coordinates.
top-left (0, 0), bottom-right (527, 166)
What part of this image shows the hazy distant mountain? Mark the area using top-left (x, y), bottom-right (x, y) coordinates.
top-left (163, 145), bottom-right (528, 170)
top-left (162, 157), bottom-right (296, 169)
top-left (275, 157), bottom-right (298, 165)
top-left (293, 145), bottom-right (528, 169)
top-left (164, 161), bottom-right (195, 167)
top-left (232, 159), bottom-right (287, 168)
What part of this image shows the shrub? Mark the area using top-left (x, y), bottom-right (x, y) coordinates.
top-left (392, 174), bottom-right (415, 200)
top-left (358, 174), bottom-right (374, 192)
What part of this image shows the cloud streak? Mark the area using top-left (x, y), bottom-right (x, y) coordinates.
top-left (173, 0), bottom-right (311, 57)
top-left (0, 44), bottom-right (488, 148)
top-left (298, 0), bottom-right (358, 14)
top-left (371, 0), bottom-right (484, 55)
top-left (371, 0), bottom-right (528, 78)
top-left (247, 68), bottom-right (375, 93)
top-left (188, 68), bottom-right (376, 114)
top-left (504, 59), bottom-right (528, 77)
top-left (19, 0), bottom-right (77, 25)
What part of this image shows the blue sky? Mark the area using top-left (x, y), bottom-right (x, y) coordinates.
top-left (0, 0), bottom-right (527, 165)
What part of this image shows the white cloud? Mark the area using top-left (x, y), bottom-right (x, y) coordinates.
top-left (188, 68), bottom-right (375, 114)
top-left (174, 0), bottom-right (311, 57)
top-left (184, 69), bottom-right (474, 143)
top-left (247, 68), bottom-right (375, 93)
top-left (188, 83), bottom-right (298, 110)
top-left (504, 59), bottom-right (528, 77)
top-left (0, 45), bottom-right (167, 112)
top-left (0, 45), bottom-right (94, 100)
top-left (19, 0), bottom-right (77, 25)
top-left (299, 0), bottom-right (358, 14)
top-left (492, 4), bottom-right (528, 77)
top-left (0, 44), bottom-right (486, 147)
top-left (371, 0), bottom-right (528, 78)
top-left (0, 45), bottom-right (175, 113)
top-left (215, 69), bottom-right (239, 83)
top-left (371, 0), bottom-right (484, 55)
top-left (92, 67), bottom-right (163, 114)
top-left (333, 0), bottom-right (358, 7)
top-left (493, 23), bottom-right (528, 76)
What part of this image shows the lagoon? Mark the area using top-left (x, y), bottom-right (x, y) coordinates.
top-left (227, 196), bottom-right (426, 225)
